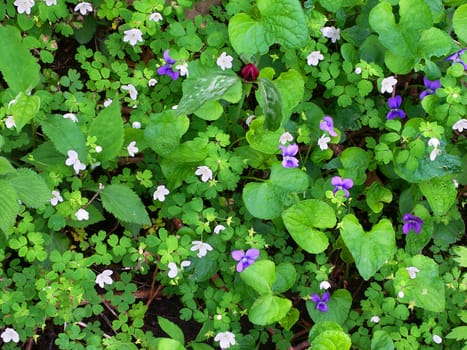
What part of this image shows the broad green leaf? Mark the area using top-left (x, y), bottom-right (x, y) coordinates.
top-left (269, 163), bottom-right (309, 193)
top-left (279, 307), bottom-right (300, 331)
top-left (272, 69), bottom-right (304, 121)
top-left (10, 93), bottom-right (40, 132)
top-left (272, 262), bottom-right (297, 293)
top-left (190, 253), bottom-right (218, 282)
top-left (0, 157), bottom-right (15, 175)
top-left (89, 100), bottom-right (124, 162)
top-left (0, 180), bottom-right (19, 235)
top-left (0, 25), bottom-right (40, 93)
top-left (240, 260), bottom-right (275, 295)
top-left (193, 100), bottom-right (223, 121)
top-left (190, 344), bottom-right (215, 350)
top-left (308, 321), bottom-right (345, 342)
top-left (371, 330), bottom-right (394, 350)
top-left (418, 176), bottom-right (457, 216)
top-left (282, 199), bottom-right (336, 254)
top-left (339, 147), bottom-right (370, 185)
top-left (154, 338), bottom-right (185, 350)
top-left (418, 27), bottom-right (455, 59)
top-left (393, 255), bottom-right (445, 312)
top-left (243, 182), bottom-right (283, 220)
top-left (306, 289), bottom-right (352, 325)
top-left (319, 0), bottom-right (343, 12)
top-left (7, 168), bottom-right (50, 208)
top-left (100, 184), bottom-right (150, 226)
top-left (176, 73), bottom-right (241, 116)
top-left (228, 13), bottom-right (269, 55)
top-left (246, 117), bottom-right (284, 154)
top-left (145, 111), bottom-right (190, 157)
top-left (446, 326), bottom-right (467, 341)
top-left (258, 78), bottom-right (283, 130)
top-left (366, 182), bottom-right (393, 213)
top-left (340, 215), bottom-right (396, 280)
top-left (308, 321), bottom-right (351, 350)
top-left (157, 316), bottom-right (185, 343)
top-left (41, 116), bottom-right (87, 160)
top-left (248, 294), bottom-right (292, 326)
top-left (453, 4), bottom-right (467, 43)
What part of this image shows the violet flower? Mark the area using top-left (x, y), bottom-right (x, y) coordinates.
top-left (319, 116), bottom-right (338, 137)
top-left (331, 176), bottom-right (353, 198)
top-left (310, 292), bottom-right (330, 312)
top-left (279, 144), bottom-right (299, 168)
top-left (231, 248), bottom-right (260, 272)
top-left (157, 50), bottom-right (179, 80)
top-left (386, 95), bottom-right (406, 120)
top-left (446, 48), bottom-right (466, 70)
top-left (420, 77), bottom-right (441, 100)
top-left (402, 213), bottom-right (423, 234)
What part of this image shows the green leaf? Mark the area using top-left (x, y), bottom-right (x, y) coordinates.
top-left (418, 27), bottom-right (455, 59)
top-left (308, 321), bottom-right (351, 350)
top-left (405, 204), bottom-right (433, 256)
top-left (371, 330), bottom-right (394, 350)
top-left (248, 294), bottom-right (292, 326)
top-left (258, 78), bottom-right (283, 130)
top-left (418, 176), bottom-right (457, 216)
top-left (240, 260), bottom-right (275, 295)
top-left (340, 215), bottom-right (396, 280)
top-left (157, 317), bottom-right (185, 344)
top-left (453, 4), bottom-right (467, 43)
top-left (154, 338), bottom-right (185, 350)
top-left (10, 92), bottom-right (40, 132)
top-left (7, 168), bottom-right (50, 208)
top-left (366, 182), bottom-right (393, 213)
top-left (269, 163), bottom-right (309, 192)
top-left (272, 262), bottom-right (297, 293)
top-left (0, 180), bottom-right (19, 235)
top-left (246, 117), bottom-right (284, 154)
top-left (452, 246), bottom-right (467, 268)
top-left (89, 100), bottom-right (124, 162)
top-left (338, 147), bottom-right (370, 185)
top-left (279, 307), bottom-right (300, 330)
top-left (41, 116), bottom-right (87, 160)
top-left (100, 184), bottom-right (150, 226)
top-left (393, 255), bottom-right (445, 312)
top-left (243, 182), bottom-right (283, 219)
top-left (282, 199), bottom-right (336, 254)
top-left (306, 289), bottom-right (352, 325)
top-left (271, 69), bottom-right (304, 122)
top-left (0, 25), bottom-right (40, 93)
top-left (228, 13), bottom-right (269, 55)
top-left (446, 326), bottom-right (467, 341)
top-left (193, 100), bottom-right (223, 121)
top-left (0, 157), bottom-right (15, 175)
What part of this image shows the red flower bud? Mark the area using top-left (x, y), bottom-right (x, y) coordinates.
top-left (241, 63), bottom-right (259, 82)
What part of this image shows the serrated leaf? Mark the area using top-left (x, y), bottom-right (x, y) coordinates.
top-left (7, 168), bottom-right (50, 208)
top-left (0, 180), bottom-right (19, 235)
top-left (100, 184), bottom-right (150, 226)
top-left (89, 100), bottom-right (124, 162)
top-left (157, 317), bottom-right (185, 344)
top-left (10, 92), bottom-right (40, 132)
top-left (446, 326), bottom-right (467, 341)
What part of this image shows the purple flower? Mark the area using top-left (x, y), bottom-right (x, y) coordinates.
top-left (231, 248), bottom-right (260, 272)
top-left (319, 116), bottom-right (338, 137)
top-left (311, 292), bottom-right (330, 312)
top-left (279, 144), bottom-right (299, 168)
top-left (386, 95), bottom-right (406, 120)
top-left (420, 77), bottom-right (441, 100)
top-left (402, 213), bottom-right (423, 234)
top-left (331, 176), bottom-right (353, 198)
top-left (446, 48), bottom-right (466, 70)
top-left (157, 50), bottom-right (179, 80)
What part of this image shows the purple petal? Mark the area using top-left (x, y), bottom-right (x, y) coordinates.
top-left (388, 95), bottom-right (402, 109)
top-left (331, 176), bottom-right (342, 186)
top-left (284, 144), bottom-right (298, 156)
top-left (282, 156), bottom-right (299, 168)
top-left (166, 69), bottom-right (179, 80)
top-left (316, 302), bottom-right (328, 312)
top-left (236, 262), bottom-right (245, 272)
top-left (163, 49), bottom-right (176, 64)
top-left (231, 250), bottom-right (245, 262)
top-left (420, 90), bottom-right (429, 100)
top-left (386, 110), bottom-right (400, 120)
top-left (341, 178), bottom-right (353, 189)
top-left (157, 65), bottom-right (171, 75)
top-left (321, 291), bottom-right (331, 302)
top-left (310, 294), bottom-right (321, 303)
top-left (245, 248), bottom-right (260, 260)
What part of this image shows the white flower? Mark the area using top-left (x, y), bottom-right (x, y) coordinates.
top-left (176, 63), bottom-right (189, 77)
top-left (381, 76), bottom-right (398, 94)
top-left (214, 331), bottom-right (236, 349)
top-left (75, 208), bottom-right (89, 221)
top-left (432, 334), bottom-right (442, 344)
top-left (406, 266), bottom-right (420, 279)
top-left (121, 84), bottom-right (138, 100)
top-left (428, 137), bottom-right (441, 161)
top-left (103, 98), bottom-right (113, 107)
top-left (214, 224), bottom-right (226, 234)
top-left (50, 190), bottom-right (63, 206)
top-left (319, 281), bottom-right (331, 290)
top-left (132, 121), bottom-right (142, 129)
top-left (127, 141), bottom-right (139, 157)
top-left (195, 166), bottom-right (213, 182)
top-left (217, 52), bottom-right (233, 71)
top-left (149, 12), bottom-right (163, 22)
top-left (153, 185), bottom-right (169, 202)
top-left (95, 145), bottom-right (103, 153)
top-left (453, 179), bottom-right (459, 188)
top-left (74, 2), bottom-right (93, 15)
top-left (65, 150), bottom-right (86, 174)
top-left (172, 105), bottom-right (178, 110)
top-left (246, 115), bottom-right (256, 126)
top-left (5, 116), bottom-right (16, 129)
top-left (452, 119), bottom-right (467, 132)
top-left (45, 0), bottom-right (56, 5)
top-left (317, 134), bottom-right (331, 150)
top-left (123, 28), bottom-right (144, 46)
top-left (63, 112), bottom-right (78, 123)
top-left (279, 132), bottom-right (294, 145)
top-left (355, 67), bottom-right (362, 74)
top-left (167, 261), bottom-right (191, 278)
top-left (321, 26), bottom-right (341, 43)
top-left (370, 316), bottom-right (380, 323)
top-left (95, 270), bottom-right (113, 288)
top-left (307, 51), bottom-right (324, 66)
top-left (1, 328), bottom-right (20, 343)
top-left (398, 291), bottom-right (405, 298)
top-left (14, 0), bottom-right (34, 15)
top-left (191, 240), bottom-right (213, 258)
top-left (148, 78), bottom-right (158, 87)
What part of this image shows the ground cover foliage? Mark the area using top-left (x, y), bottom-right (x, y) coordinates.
top-left (0, 0), bottom-right (466, 349)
